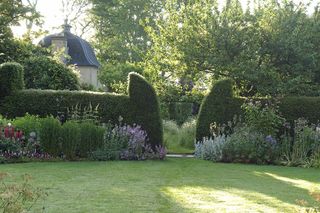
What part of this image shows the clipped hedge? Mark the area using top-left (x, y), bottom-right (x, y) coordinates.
top-left (0, 89), bottom-right (133, 124)
top-left (278, 96), bottom-right (320, 124)
top-left (128, 72), bottom-right (163, 147)
top-left (0, 72), bottom-right (163, 147)
top-left (196, 79), bottom-right (320, 140)
top-left (196, 79), bottom-right (243, 141)
top-left (0, 62), bottom-right (24, 99)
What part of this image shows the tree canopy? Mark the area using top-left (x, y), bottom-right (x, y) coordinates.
top-left (142, 0), bottom-right (320, 96)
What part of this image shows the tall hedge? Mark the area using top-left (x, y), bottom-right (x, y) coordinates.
top-left (0, 72), bottom-right (163, 147)
top-left (0, 62), bottom-right (24, 99)
top-left (278, 97), bottom-right (320, 124)
top-left (128, 72), bottom-right (163, 147)
top-left (0, 90), bottom-right (133, 124)
top-left (196, 80), bottom-right (320, 140)
top-left (196, 79), bottom-right (243, 141)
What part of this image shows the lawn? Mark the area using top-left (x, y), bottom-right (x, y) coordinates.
top-left (1, 158), bottom-right (320, 213)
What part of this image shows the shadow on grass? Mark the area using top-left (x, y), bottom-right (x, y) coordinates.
top-left (0, 159), bottom-right (319, 212)
top-left (158, 159), bottom-right (320, 212)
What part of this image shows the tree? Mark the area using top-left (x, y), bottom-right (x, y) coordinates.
top-left (143, 0), bottom-right (320, 96)
top-left (89, 0), bottom-right (163, 92)
top-left (90, 0), bottom-right (163, 64)
top-left (0, 0), bottom-right (41, 64)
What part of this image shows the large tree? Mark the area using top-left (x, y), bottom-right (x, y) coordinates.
top-left (89, 0), bottom-right (163, 91)
top-left (143, 0), bottom-right (320, 96)
top-left (0, 0), bottom-right (41, 63)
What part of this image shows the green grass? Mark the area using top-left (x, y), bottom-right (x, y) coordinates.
top-left (1, 158), bottom-right (320, 212)
top-left (164, 132), bottom-right (194, 154)
top-left (163, 120), bottom-right (195, 154)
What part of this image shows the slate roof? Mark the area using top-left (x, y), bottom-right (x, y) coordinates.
top-left (40, 29), bottom-right (100, 68)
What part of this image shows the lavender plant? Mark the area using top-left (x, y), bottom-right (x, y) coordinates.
top-left (92, 122), bottom-right (166, 161)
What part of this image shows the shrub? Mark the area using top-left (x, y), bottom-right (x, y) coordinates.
top-left (223, 125), bottom-right (278, 164)
top-left (279, 118), bottom-right (320, 167)
top-left (91, 123), bottom-right (166, 161)
top-left (60, 121), bottom-right (81, 160)
top-left (128, 72), bottom-right (163, 147)
top-left (91, 123), bottom-right (129, 161)
top-left (119, 124), bottom-right (151, 160)
top-left (195, 135), bottom-right (226, 162)
top-left (278, 97), bottom-right (320, 124)
top-left (243, 101), bottom-right (284, 136)
top-left (78, 122), bottom-right (105, 158)
top-left (196, 79), bottom-right (243, 140)
top-left (13, 114), bottom-right (40, 137)
top-left (66, 103), bottom-right (100, 124)
top-left (0, 62), bottom-right (24, 99)
top-left (0, 90), bottom-right (132, 124)
top-left (39, 117), bottom-right (62, 156)
top-left (163, 120), bottom-right (179, 135)
top-left (1, 73), bottom-right (163, 148)
top-left (23, 56), bottom-right (80, 90)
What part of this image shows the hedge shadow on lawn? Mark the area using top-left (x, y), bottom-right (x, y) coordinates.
top-left (0, 159), bottom-right (318, 212)
top-left (159, 161), bottom-right (320, 211)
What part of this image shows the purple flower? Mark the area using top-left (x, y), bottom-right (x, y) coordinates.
top-left (265, 135), bottom-right (277, 146)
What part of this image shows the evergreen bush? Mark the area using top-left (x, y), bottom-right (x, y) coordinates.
top-left (128, 72), bottom-right (163, 147)
top-left (78, 122), bottom-right (105, 157)
top-left (39, 117), bottom-right (61, 156)
top-left (196, 79), bottom-right (243, 140)
top-left (0, 62), bottom-right (24, 99)
top-left (60, 121), bottom-right (81, 160)
top-left (23, 56), bottom-right (79, 90)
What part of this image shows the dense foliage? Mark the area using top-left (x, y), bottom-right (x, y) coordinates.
top-left (143, 0), bottom-right (320, 97)
top-left (23, 56), bottom-right (80, 90)
top-left (196, 79), bottom-right (242, 140)
top-left (0, 72), bottom-right (163, 147)
top-left (167, 102), bottom-right (194, 125)
top-left (98, 62), bottom-right (143, 92)
top-left (0, 89), bottom-right (132, 124)
top-left (128, 72), bottom-right (163, 147)
top-left (0, 62), bottom-right (24, 99)
top-left (0, 115), bottom-right (166, 162)
top-left (196, 101), bottom-right (320, 167)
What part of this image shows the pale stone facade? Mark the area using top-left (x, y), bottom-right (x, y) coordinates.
top-left (78, 66), bottom-right (99, 88)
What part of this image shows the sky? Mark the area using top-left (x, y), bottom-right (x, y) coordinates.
top-left (11, 0), bottom-right (319, 40)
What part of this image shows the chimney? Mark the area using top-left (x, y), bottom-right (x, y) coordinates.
top-left (51, 19), bottom-right (71, 63)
